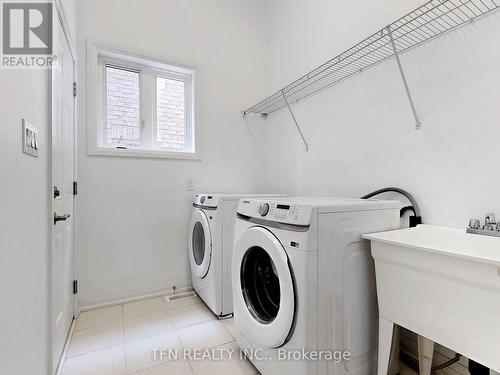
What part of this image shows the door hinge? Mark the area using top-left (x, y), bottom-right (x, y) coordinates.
top-left (73, 280), bottom-right (78, 294)
top-left (73, 181), bottom-right (78, 196)
top-left (53, 186), bottom-right (60, 198)
top-left (73, 82), bottom-right (77, 97)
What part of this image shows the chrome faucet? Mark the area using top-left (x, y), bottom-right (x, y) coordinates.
top-left (467, 213), bottom-right (500, 238)
top-left (484, 213), bottom-right (496, 231)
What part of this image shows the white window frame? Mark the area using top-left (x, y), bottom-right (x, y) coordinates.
top-left (100, 59), bottom-right (144, 148)
top-left (153, 70), bottom-right (193, 153)
top-left (87, 41), bottom-right (199, 160)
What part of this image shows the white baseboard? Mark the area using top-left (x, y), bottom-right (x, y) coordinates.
top-left (79, 287), bottom-right (193, 312)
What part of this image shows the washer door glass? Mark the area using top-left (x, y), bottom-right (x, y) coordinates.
top-left (188, 209), bottom-right (211, 278)
top-left (192, 222), bottom-right (206, 266)
top-left (241, 246), bottom-right (281, 324)
top-left (233, 226), bottom-right (295, 348)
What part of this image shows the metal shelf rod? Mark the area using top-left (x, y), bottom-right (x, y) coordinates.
top-left (387, 26), bottom-right (421, 130)
top-left (282, 90), bottom-right (309, 151)
top-left (242, 0), bottom-right (500, 123)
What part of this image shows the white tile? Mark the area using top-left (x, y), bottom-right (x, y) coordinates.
top-left (75, 305), bottom-right (123, 331)
top-left (177, 320), bottom-right (233, 350)
top-left (169, 303), bottom-right (214, 329)
top-left (163, 295), bottom-right (202, 310)
top-left (125, 331), bottom-right (182, 374)
top-left (62, 345), bottom-right (126, 375)
top-left (67, 323), bottom-right (124, 358)
top-left (220, 318), bottom-right (237, 339)
top-left (124, 298), bottom-right (167, 320)
top-left (133, 360), bottom-right (193, 375)
top-left (189, 342), bottom-right (258, 375)
top-left (124, 312), bottom-right (175, 343)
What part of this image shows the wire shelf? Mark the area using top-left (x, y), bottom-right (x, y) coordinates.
top-left (243, 0), bottom-right (499, 117)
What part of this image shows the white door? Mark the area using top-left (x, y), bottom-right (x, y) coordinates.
top-left (51, 15), bottom-right (76, 373)
top-left (188, 209), bottom-right (212, 278)
top-left (232, 226), bottom-right (295, 348)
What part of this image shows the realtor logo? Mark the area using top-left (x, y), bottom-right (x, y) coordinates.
top-left (1, 0), bottom-right (54, 68)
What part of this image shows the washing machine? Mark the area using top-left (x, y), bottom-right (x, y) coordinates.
top-left (188, 193), bottom-right (286, 318)
top-left (232, 197), bottom-right (400, 375)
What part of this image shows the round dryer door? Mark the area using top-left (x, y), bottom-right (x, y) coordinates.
top-left (233, 226), bottom-right (295, 348)
top-left (188, 209), bottom-right (212, 279)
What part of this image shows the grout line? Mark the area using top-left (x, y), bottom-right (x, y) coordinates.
top-left (72, 305), bottom-right (125, 334)
top-left (82, 303), bottom-right (206, 346)
top-left (72, 319), bottom-right (123, 334)
top-left (171, 319), bottom-right (196, 375)
top-left (64, 343), bottom-right (124, 360)
top-left (122, 304), bottom-right (128, 374)
top-left (206, 338), bottom-right (236, 351)
top-left (123, 326), bottom-right (177, 345)
top-left (120, 313), bottom-right (218, 346)
top-left (186, 357), bottom-right (196, 375)
top-left (65, 321), bottom-right (125, 358)
top-left (65, 300), bottom-right (238, 374)
top-left (173, 316), bottom-right (215, 331)
top-left (126, 360), bottom-right (191, 375)
top-left (56, 318), bottom-right (77, 375)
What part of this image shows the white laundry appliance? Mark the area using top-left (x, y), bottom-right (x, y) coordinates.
top-left (232, 197), bottom-right (400, 375)
top-left (188, 193), bottom-right (286, 318)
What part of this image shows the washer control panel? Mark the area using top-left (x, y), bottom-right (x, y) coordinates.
top-left (258, 203), bottom-right (270, 216)
top-left (193, 194), bottom-right (217, 208)
top-left (239, 199), bottom-right (313, 226)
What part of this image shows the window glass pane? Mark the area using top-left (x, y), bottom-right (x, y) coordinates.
top-left (106, 66), bottom-right (140, 145)
top-left (156, 76), bottom-right (185, 149)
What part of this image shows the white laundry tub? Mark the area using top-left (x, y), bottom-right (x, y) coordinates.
top-left (364, 224), bottom-right (500, 374)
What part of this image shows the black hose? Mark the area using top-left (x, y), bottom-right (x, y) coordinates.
top-left (400, 350), bottom-right (461, 373)
top-left (361, 187), bottom-right (421, 217)
top-left (400, 206), bottom-right (416, 217)
top-left (433, 353), bottom-right (462, 371)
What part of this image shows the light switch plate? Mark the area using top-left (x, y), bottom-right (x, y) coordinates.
top-left (186, 177), bottom-right (195, 191)
top-left (22, 119), bottom-right (39, 157)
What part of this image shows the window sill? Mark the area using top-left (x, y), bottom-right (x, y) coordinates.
top-left (88, 147), bottom-right (201, 160)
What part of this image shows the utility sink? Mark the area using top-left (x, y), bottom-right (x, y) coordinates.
top-left (364, 224), bottom-right (500, 374)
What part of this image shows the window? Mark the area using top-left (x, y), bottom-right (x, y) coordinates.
top-left (87, 43), bottom-right (197, 159)
top-left (105, 66), bottom-right (141, 146)
top-left (156, 76), bottom-right (186, 149)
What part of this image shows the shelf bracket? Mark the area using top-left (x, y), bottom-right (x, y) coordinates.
top-left (282, 90), bottom-right (309, 151)
top-left (387, 26), bottom-right (421, 130)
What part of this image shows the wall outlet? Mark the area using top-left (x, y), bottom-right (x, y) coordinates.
top-left (22, 119), bottom-right (39, 157)
top-left (186, 177), bottom-right (196, 191)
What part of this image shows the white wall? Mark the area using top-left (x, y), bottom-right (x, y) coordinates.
top-left (251, 0), bottom-right (500, 372)
top-left (75, 0), bottom-right (269, 307)
top-left (0, 70), bottom-right (50, 375)
top-left (251, 0), bottom-right (500, 228)
top-left (75, 0), bottom-right (500, 307)
top-left (0, 1), bottom-right (76, 373)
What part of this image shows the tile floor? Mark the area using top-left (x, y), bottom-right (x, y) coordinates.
top-left (61, 296), bottom-right (259, 375)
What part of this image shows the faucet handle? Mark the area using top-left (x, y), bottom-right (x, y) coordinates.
top-left (484, 213), bottom-right (496, 230)
top-left (485, 213), bottom-right (496, 223)
top-left (469, 219), bottom-right (481, 229)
